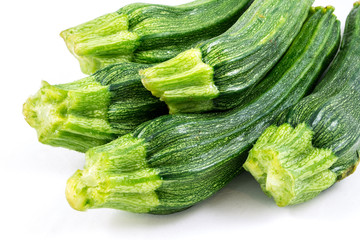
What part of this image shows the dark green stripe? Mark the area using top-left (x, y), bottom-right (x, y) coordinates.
top-left (285, 4), bottom-right (360, 177)
top-left (130, 9), bottom-right (340, 213)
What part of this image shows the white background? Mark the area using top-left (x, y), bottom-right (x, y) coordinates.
top-left (1, 0), bottom-right (359, 239)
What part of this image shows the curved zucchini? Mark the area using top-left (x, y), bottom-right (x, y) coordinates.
top-left (61, 0), bottom-right (252, 74)
top-left (64, 8), bottom-right (340, 214)
top-left (243, 2), bottom-right (360, 207)
top-left (23, 63), bottom-right (168, 152)
top-left (23, 0), bottom-right (310, 152)
top-left (141, 0), bottom-right (314, 113)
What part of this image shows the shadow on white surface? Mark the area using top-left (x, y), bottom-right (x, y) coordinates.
top-left (107, 170), bottom-right (359, 227)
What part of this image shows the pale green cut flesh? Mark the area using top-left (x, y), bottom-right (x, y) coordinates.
top-left (66, 134), bottom-right (163, 213)
top-left (23, 77), bottom-right (119, 152)
top-left (140, 49), bottom-right (218, 113)
top-left (60, 0), bottom-right (253, 74)
top-left (244, 123), bottom-right (338, 207)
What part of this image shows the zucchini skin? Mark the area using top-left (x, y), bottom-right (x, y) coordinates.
top-left (65, 9), bottom-right (340, 214)
top-left (23, 63), bottom-right (167, 152)
top-left (141, 0), bottom-right (314, 113)
top-left (243, 3), bottom-right (360, 207)
top-left (95, 63), bottom-right (168, 134)
top-left (61, 0), bottom-right (253, 74)
top-left (284, 2), bottom-right (360, 179)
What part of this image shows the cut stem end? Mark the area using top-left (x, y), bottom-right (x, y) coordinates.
top-left (244, 123), bottom-right (338, 206)
top-left (66, 170), bottom-right (93, 211)
top-left (140, 49), bottom-right (218, 113)
top-left (61, 13), bottom-right (140, 74)
top-left (23, 77), bottom-right (117, 152)
top-left (65, 134), bottom-right (163, 213)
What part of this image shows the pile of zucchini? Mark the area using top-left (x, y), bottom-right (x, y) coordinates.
top-left (23, 0), bottom-right (360, 214)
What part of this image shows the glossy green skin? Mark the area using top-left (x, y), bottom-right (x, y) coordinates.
top-left (62, 0), bottom-right (253, 74)
top-left (120, 0), bottom-right (253, 63)
top-left (197, 0), bottom-right (314, 110)
top-left (130, 9), bottom-right (340, 214)
top-left (283, 3), bottom-right (360, 179)
top-left (23, 62), bottom-right (168, 152)
top-left (93, 63), bottom-right (168, 134)
top-left (141, 0), bottom-right (314, 113)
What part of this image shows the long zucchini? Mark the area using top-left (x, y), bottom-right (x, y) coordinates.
top-left (141, 0), bottom-right (314, 113)
top-left (61, 0), bottom-right (252, 74)
top-left (23, 0), bottom-right (311, 152)
top-left (23, 63), bottom-right (167, 152)
top-left (65, 8), bottom-right (340, 214)
top-left (243, 2), bottom-right (360, 207)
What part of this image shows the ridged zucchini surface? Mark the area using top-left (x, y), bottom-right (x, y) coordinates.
top-left (244, 2), bottom-right (360, 207)
top-left (23, 63), bottom-right (167, 152)
top-left (141, 0), bottom-right (314, 113)
top-left (64, 9), bottom-right (340, 214)
top-left (61, 0), bottom-right (252, 74)
top-left (23, 0), bottom-right (307, 152)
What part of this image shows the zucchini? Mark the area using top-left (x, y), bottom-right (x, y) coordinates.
top-left (23, 63), bottom-right (167, 152)
top-left (23, 0), bottom-right (311, 152)
top-left (65, 8), bottom-right (340, 214)
top-left (140, 0), bottom-right (314, 113)
top-left (61, 0), bottom-right (252, 74)
top-left (243, 2), bottom-right (360, 207)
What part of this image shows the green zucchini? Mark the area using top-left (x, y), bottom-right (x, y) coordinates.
top-left (243, 2), bottom-right (360, 207)
top-left (65, 8), bottom-right (340, 214)
top-left (140, 0), bottom-right (314, 113)
top-left (61, 0), bottom-right (252, 74)
top-left (23, 0), bottom-right (311, 152)
top-left (23, 63), bottom-right (168, 152)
